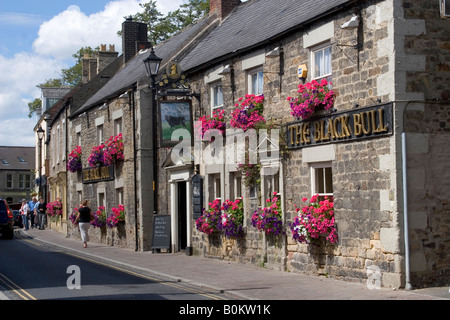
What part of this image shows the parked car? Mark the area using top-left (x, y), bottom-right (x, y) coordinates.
top-left (0, 199), bottom-right (14, 239)
top-left (13, 210), bottom-right (22, 228)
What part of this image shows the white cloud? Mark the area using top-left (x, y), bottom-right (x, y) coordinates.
top-left (32, 0), bottom-right (185, 60)
top-left (1, 0), bottom-right (186, 147)
top-left (0, 53), bottom-right (66, 146)
top-left (0, 118), bottom-right (37, 147)
top-left (32, 0), bottom-right (142, 60)
top-left (0, 12), bottom-right (45, 26)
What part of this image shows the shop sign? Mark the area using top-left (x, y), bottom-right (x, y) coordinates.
top-left (82, 165), bottom-right (114, 184)
top-left (286, 103), bottom-right (393, 149)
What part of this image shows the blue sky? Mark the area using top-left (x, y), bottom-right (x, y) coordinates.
top-left (0, 0), bottom-right (184, 147)
top-left (0, 1), bottom-right (109, 58)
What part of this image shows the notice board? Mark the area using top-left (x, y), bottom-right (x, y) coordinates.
top-left (151, 215), bottom-right (171, 251)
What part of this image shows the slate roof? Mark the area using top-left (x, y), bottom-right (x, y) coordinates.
top-left (76, 0), bottom-right (354, 112)
top-left (0, 146), bottom-right (35, 171)
top-left (181, 0), bottom-right (354, 72)
top-left (77, 15), bottom-right (217, 113)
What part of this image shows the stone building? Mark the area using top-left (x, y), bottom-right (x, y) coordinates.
top-left (164, 0), bottom-right (449, 289)
top-left (42, 45), bottom-right (120, 234)
top-left (41, 0), bottom-right (449, 289)
top-left (0, 146), bottom-right (35, 205)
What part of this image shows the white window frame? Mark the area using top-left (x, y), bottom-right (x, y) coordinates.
top-left (311, 42), bottom-right (332, 82)
top-left (247, 67), bottom-right (264, 95)
top-left (116, 187), bottom-right (124, 205)
top-left (114, 117), bottom-right (123, 136)
top-left (97, 124), bottom-right (104, 145)
top-left (210, 82), bottom-right (223, 113)
top-left (213, 174), bottom-right (221, 202)
top-left (310, 162), bottom-right (333, 198)
top-left (229, 171), bottom-right (242, 200)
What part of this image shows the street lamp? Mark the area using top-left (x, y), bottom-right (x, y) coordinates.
top-left (143, 48), bottom-right (162, 80)
top-left (143, 48), bottom-right (162, 217)
top-left (37, 126), bottom-right (45, 199)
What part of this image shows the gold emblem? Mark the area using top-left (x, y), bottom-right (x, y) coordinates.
top-left (166, 61), bottom-right (181, 80)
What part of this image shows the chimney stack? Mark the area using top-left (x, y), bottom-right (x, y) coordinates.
top-left (122, 17), bottom-right (151, 64)
top-left (81, 45), bottom-right (118, 84)
top-left (210, 0), bottom-right (241, 20)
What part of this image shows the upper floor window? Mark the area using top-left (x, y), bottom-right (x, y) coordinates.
top-left (248, 67), bottom-right (264, 95)
top-left (6, 174), bottom-right (13, 189)
top-left (97, 124), bottom-right (104, 145)
top-left (211, 82), bottom-right (223, 112)
top-left (114, 117), bottom-right (123, 136)
top-left (312, 43), bottom-right (332, 82)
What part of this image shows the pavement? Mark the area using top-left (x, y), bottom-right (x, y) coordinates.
top-left (18, 227), bottom-right (449, 301)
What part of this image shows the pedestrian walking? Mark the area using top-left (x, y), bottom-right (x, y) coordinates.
top-left (20, 199), bottom-right (30, 230)
top-left (28, 197), bottom-right (37, 228)
top-left (76, 200), bottom-right (93, 248)
top-left (36, 197), bottom-right (47, 230)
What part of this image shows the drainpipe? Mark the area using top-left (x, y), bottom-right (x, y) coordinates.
top-left (132, 86), bottom-right (139, 251)
top-left (401, 130), bottom-right (412, 290)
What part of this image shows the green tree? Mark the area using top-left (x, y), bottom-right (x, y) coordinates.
top-left (120, 0), bottom-right (210, 45)
top-left (27, 98), bottom-right (42, 118)
top-left (61, 46), bottom-right (98, 86)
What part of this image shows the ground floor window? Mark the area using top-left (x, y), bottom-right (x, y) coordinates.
top-left (311, 162), bottom-right (333, 199)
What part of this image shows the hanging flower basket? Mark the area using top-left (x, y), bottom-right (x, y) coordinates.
top-left (88, 144), bottom-right (106, 168)
top-left (230, 94), bottom-right (265, 131)
top-left (69, 205), bottom-right (80, 226)
top-left (217, 198), bottom-right (244, 238)
top-left (196, 199), bottom-right (221, 235)
top-left (195, 109), bottom-right (226, 142)
top-left (91, 206), bottom-right (107, 228)
top-left (103, 133), bottom-right (125, 166)
top-left (67, 146), bottom-right (82, 172)
top-left (290, 195), bottom-right (337, 245)
top-left (287, 79), bottom-right (335, 120)
top-left (46, 198), bottom-right (63, 219)
top-left (106, 204), bottom-right (125, 228)
top-left (251, 192), bottom-right (283, 236)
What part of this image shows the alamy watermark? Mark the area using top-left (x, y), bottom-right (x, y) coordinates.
top-left (66, 265), bottom-right (81, 290)
top-left (366, 265), bottom-right (382, 290)
top-left (171, 125), bottom-right (280, 176)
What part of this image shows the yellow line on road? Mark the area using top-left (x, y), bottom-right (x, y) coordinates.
top-left (61, 251), bottom-right (226, 300)
top-left (0, 273), bottom-right (37, 300)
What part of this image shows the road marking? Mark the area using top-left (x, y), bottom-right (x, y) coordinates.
top-left (0, 273), bottom-right (37, 300)
top-left (61, 251), bottom-right (227, 300)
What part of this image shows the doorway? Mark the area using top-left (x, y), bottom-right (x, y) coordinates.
top-left (177, 181), bottom-right (187, 251)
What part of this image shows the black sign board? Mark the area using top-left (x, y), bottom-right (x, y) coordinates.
top-left (286, 103), bottom-right (393, 149)
top-left (192, 174), bottom-right (203, 220)
top-left (151, 215), bottom-right (171, 251)
top-left (82, 165), bottom-right (114, 184)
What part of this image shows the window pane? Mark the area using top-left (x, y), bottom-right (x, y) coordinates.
top-left (257, 71), bottom-right (263, 95)
top-left (252, 73), bottom-right (258, 94)
top-left (325, 167), bottom-right (333, 193)
top-left (213, 85), bottom-right (223, 107)
top-left (315, 50), bottom-right (323, 77)
top-left (316, 168), bottom-right (324, 193)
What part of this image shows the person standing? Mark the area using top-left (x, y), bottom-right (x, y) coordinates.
top-left (20, 199), bottom-right (30, 230)
top-left (28, 197), bottom-right (37, 228)
top-left (76, 200), bottom-right (93, 248)
top-left (36, 197), bottom-right (46, 230)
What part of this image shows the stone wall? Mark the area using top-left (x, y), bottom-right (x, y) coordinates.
top-left (66, 96), bottom-right (137, 249)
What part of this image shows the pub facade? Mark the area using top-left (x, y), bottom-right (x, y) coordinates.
top-left (39, 0), bottom-right (449, 289)
top-left (177, 0), bottom-right (449, 289)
